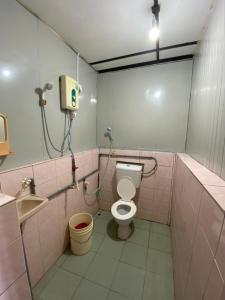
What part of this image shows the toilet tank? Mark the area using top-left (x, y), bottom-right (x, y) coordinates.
top-left (116, 163), bottom-right (142, 188)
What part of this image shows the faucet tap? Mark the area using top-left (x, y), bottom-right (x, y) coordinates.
top-left (20, 178), bottom-right (35, 195)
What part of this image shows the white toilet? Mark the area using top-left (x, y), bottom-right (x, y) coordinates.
top-left (111, 163), bottom-right (142, 240)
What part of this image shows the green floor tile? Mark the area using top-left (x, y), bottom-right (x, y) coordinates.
top-left (55, 249), bottom-right (71, 266)
top-left (61, 251), bottom-right (96, 276)
top-left (32, 266), bottom-right (58, 297)
top-left (98, 236), bottom-right (124, 259)
top-left (120, 242), bottom-right (147, 269)
top-left (111, 262), bottom-right (145, 299)
top-left (107, 291), bottom-right (128, 300)
top-left (85, 254), bottom-right (118, 288)
top-left (143, 272), bottom-right (174, 300)
top-left (149, 232), bottom-right (172, 253)
top-left (92, 232), bottom-right (105, 251)
top-left (151, 222), bottom-right (171, 237)
top-left (147, 249), bottom-right (173, 276)
top-left (94, 218), bottom-right (110, 234)
top-left (95, 210), bottom-right (112, 219)
top-left (72, 279), bottom-right (108, 300)
top-left (133, 218), bottom-right (151, 231)
top-left (39, 269), bottom-right (81, 300)
top-left (128, 228), bottom-right (149, 247)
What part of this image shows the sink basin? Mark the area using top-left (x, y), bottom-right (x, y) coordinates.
top-left (16, 194), bottom-right (48, 223)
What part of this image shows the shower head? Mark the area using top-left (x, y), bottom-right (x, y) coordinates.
top-left (43, 83), bottom-right (53, 91)
top-left (35, 83), bottom-right (54, 107)
top-left (104, 127), bottom-right (113, 142)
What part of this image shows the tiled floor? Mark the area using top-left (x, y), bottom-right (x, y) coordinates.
top-left (33, 211), bottom-right (174, 300)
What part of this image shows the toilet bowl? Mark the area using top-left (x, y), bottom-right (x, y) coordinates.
top-left (111, 176), bottom-right (137, 240)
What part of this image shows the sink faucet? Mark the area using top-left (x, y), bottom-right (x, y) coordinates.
top-left (17, 178), bottom-right (35, 198)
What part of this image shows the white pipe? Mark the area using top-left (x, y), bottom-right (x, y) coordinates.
top-left (77, 53), bottom-right (80, 83)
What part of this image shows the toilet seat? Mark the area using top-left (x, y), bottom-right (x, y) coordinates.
top-left (117, 176), bottom-right (136, 201)
top-left (111, 200), bottom-right (137, 221)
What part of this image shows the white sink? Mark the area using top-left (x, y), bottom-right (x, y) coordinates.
top-left (16, 194), bottom-right (48, 223)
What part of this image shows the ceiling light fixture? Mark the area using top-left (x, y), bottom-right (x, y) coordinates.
top-left (149, 15), bottom-right (159, 41)
top-left (149, 0), bottom-right (160, 42)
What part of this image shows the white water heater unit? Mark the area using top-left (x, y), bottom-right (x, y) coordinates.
top-left (60, 75), bottom-right (79, 111)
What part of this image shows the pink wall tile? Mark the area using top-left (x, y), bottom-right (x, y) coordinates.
top-left (204, 186), bottom-right (225, 212)
top-left (153, 189), bottom-right (171, 223)
top-left (114, 149), bottom-right (140, 157)
top-left (221, 286), bottom-right (225, 300)
top-left (215, 222), bottom-right (225, 280)
top-left (155, 152), bottom-right (174, 167)
top-left (55, 156), bottom-right (72, 176)
top-left (37, 200), bottom-right (61, 272)
top-left (178, 153), bottom-right (225, 187)
top-left (204, 261), bottom-right (224, 300)
top-left (0, 166), bottom-right (33, 197)
top-left (98, 198), bottom-right (112, 211)
top-left (140, 174), bottom-right (155, 190)
top-left (172, 153), bottom-right (225, 300)
top-left (140, 158), bottom-right (157, 174)
top-left (32, 159), bottom-right (56, 186)
top-left (0, 238), bottom-right (26, 294)
top-left (136, 208), bottom-right (151, 220)
top-left (182, 169), bottom-right (203, 216)
top-left (0, 201), bottom-right (20, 251)
top-left (56, 173), bottom-right (73, 190)
top-left (139, 150), bottom-right (155, 158)
top-left (0, 273), bottom-right (32, 300)
top-left (98, 189), bottom-right (116, 204)
top-left (35, 178), bottom-right (57, 197)
top-left (185, 226), bottom-right (214, 299)
top-left (199, 190), bottom-right (224, 255)
top-left (90, 148), bottom-right (99, 171)
top-left (155, 176), bottom-right (172, 192)
top-left (22, 215), bottom-right (44, 287)
top-left (74, 152), bottom-right (85, 180)
top-left (55, 193), bottom-right (68, 252)
top-left (137, 187), bottom-right (154, 210)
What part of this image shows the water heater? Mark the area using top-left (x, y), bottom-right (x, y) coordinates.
top-left (60, 75), bottom-right (79, 111)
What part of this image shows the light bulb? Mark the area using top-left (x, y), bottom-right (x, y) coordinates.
top-left (149, 26), bottom-right (159, 41)
top-left (149, 14), bottom-right (159, 41)
top-left (2, 69), bottom-right (11, 77)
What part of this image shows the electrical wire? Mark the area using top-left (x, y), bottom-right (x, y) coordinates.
top-left (142, 156), bottom-right (158, 176)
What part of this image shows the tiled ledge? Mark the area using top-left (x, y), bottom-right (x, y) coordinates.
top-left (178, 153), bottom-right (225, 212)
top-left (0, 193), bottom-right (15, 207)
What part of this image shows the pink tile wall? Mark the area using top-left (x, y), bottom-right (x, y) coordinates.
top-left (0, 200), bottom-right (30, 298)
top-left (98, 149), bottom-right (174, 224)
top-left (0, 149), bottom-right (99, 289)
top-left (172, 154), bottom-right (225, 300)
top-left (0, 148), bottom-right (99, 199)
top-left (0, 274), bottom-right (32, 300)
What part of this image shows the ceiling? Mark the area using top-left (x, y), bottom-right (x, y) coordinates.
top-left (18, 0), bottom-right (215, 72)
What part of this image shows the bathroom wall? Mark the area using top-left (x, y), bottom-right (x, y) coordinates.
top-left (0, 196), bottom-right (32, 299)
top-left (97, 60), bottom-right (193, 152)
top-left (98, 148), bottom-right (174, 225)
top-left (186, 0), bottom-right (225, 179)
top-left (0, 148), bottom-right (99, 289)
top-left (0, 0), bottom-right (97, 171)
top-left (172, 153), bottom-right (225, 300)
